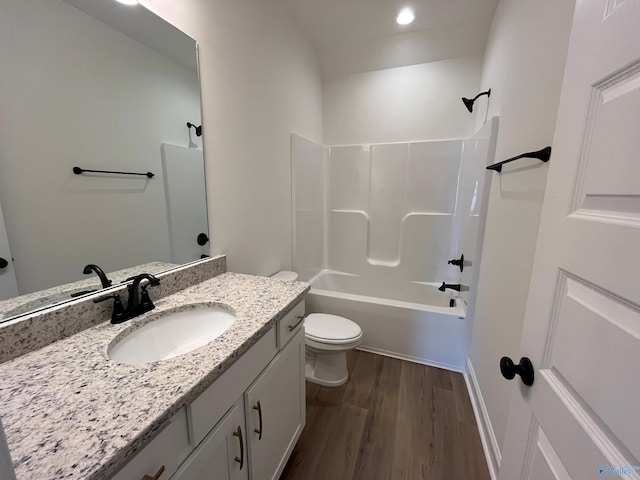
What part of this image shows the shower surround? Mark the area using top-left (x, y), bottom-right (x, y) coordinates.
top-left (291, 119), bottom-right (497, 369)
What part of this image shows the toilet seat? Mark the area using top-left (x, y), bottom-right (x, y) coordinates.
top-left (304, 313), bottom-right (362, 345)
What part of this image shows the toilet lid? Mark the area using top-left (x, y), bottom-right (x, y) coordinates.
top-left (304, 313), bottom-right (361, 343)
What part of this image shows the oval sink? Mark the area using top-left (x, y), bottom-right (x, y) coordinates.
top-left (108, 306), bottom-right (235, 365)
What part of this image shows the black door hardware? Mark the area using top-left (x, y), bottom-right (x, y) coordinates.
top-left (500, 356), bottom-right (534, 386)
top-left (197, 233), bottom-right (209, 246)
top-left (448, 254), bottom-right (465, 272)
top-left (0, 258), bottom-right (8, 269)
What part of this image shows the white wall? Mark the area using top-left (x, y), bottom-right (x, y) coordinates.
top-left (323, 55), bottom-right (483, 146)
top-left (143, 0), bottom-right (323, 276)
top-left (466, 0), bottom-right (575, 474)
top-left (0, 0), bottom-right (201, 294)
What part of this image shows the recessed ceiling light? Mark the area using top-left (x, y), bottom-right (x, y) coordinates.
top-left (114, 0), bottom-right (139, 6)
top-left (396, 7), bottom-right (415, 26)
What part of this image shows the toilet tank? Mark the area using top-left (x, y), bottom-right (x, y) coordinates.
top-left (271, 271), bottom-right (299, 281)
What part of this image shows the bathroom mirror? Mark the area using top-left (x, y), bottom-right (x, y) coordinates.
top-left (0, 0), bottom-right (209, 321)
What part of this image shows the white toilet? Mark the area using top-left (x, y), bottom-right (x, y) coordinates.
top-left (271, 271), bottom-right (363, 387)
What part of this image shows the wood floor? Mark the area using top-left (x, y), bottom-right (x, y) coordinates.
top-left (280, 350), bottom-right (490, 480)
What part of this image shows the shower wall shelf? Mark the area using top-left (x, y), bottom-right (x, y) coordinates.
top-left (73, 167), bottom-right (154, 178)
top-left (486, 146), bottom-right (551, 173)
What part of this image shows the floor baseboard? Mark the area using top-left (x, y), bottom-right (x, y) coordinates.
top-left (356, 346), bottom-right (465, 372)
top-left (463, 358), bottom-right (501, 480)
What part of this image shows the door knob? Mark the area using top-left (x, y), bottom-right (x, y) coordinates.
top-left (197, 233), bottom-right (209, 246)
top-left (0, 258), bottom-right (8, 269)
top-left (500, 356), bottom-right (534, 386)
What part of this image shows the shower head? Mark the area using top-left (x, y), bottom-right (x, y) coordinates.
top-left (461, 88), bottom-right (491, 113)
top-left (462, 97), bottom-right (475, 113)
top-left (187, 122), bottom-right (202, 137)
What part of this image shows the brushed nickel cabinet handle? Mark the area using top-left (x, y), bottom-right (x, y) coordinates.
top-left (141, 465), bottom-right (165, 480)
top-left (253, 401), bottom-right (263, 440)
top-left (233, 425), bottom-right (244, 470)
top-left (288, 315), bottom-right (305, 332)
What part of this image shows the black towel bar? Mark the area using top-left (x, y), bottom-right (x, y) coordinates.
top-left (486, 146), bottom-right (551, 173)
top-left (73, 167), bottom-right (154, 178)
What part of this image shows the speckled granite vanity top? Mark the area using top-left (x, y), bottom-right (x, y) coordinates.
top-left (0, 272), bottom-right (309, 480)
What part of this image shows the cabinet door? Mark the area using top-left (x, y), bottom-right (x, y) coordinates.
top-left (245, 329), bottom-right (305, 480)
top-left (172, 401), bottom-right (248, 480)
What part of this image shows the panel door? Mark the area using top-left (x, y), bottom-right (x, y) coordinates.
top-left (0, 200), bottom-right (18, 300)
top-left (245, 329), bottom-right (305, 480)
top-left (172, 401), bottom-right (247, 480)
top-left (499, 1), bottom-right (640, 479)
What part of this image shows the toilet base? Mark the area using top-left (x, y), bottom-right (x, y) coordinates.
top-left (305, 346), bottom-right (349, 387)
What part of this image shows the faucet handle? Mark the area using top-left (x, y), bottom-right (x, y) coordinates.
top-left (94, 294), bottom-right (127, 323)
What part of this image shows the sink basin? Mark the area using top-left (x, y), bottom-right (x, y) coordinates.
top-left (108, 306), bottom-right (235, 365)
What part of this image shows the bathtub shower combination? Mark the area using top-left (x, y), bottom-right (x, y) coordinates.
top-left (291, 119), bottom-right (498, 371)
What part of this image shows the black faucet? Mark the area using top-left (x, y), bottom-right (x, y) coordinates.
top-left (94, 273), bottom-right (160, 324)
top-left (439, 282), bottom-right (468, 292)
top-left (82, 264), bottom-right (112, 288)
top-left (126, 273), bottom-right (161, 316)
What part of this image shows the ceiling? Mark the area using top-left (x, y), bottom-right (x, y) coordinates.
top-left (280, 0), bottom-right (498, 79)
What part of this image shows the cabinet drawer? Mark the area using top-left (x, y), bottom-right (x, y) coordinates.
top-left (276, 300), bottom-right (305, 349)
top-left (189, 328), bottom-right (277, 446)
top-left (111, 406), bottom-right (190, 480)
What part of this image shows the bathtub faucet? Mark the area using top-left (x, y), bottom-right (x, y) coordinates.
top-left (439, 282), bottom-right (468, 292)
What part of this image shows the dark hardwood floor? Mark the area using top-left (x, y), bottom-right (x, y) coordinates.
top-left (280, 350), bottom-right (490, 480)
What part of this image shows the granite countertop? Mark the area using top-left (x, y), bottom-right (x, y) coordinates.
top-left (0, 272), bottom-right (309, 480)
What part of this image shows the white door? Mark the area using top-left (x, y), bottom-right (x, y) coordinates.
top-left (0, 200), bottom-right (18, 300)
top-left (161, 143), bottom-right (210, 264)
top-left (498, 1), bottom-right (640, 479)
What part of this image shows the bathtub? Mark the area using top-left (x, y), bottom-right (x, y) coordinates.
top-left (305, 270), bottom-right (468, 371)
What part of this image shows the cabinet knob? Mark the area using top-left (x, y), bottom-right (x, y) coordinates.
top-left (141, 465), bottom-right (165, 480)
top-left (0, 258), bottom-right (8, 269)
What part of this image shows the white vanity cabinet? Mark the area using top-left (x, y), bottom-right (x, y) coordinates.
top-left (245, 328), bottom-right (305, 479)
top-left (109, 299), bottom-right (306, 480)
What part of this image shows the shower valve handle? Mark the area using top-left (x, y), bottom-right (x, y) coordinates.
top-left (448, 254), bottom-right (465, 272)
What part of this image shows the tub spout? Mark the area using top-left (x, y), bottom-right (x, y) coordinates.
top-left (439, 282), bottom-right (468, 292)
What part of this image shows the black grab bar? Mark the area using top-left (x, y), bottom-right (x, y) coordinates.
top-left (486, 146), bottom-right (551, 173)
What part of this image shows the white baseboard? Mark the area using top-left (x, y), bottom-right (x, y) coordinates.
top-left (464, 358), bottom-right (501, 480)
top-left (356, 346), bottom-right (465, 373)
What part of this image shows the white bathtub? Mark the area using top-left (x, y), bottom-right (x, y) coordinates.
top-left (306, 270), bottom-right (468, 371)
